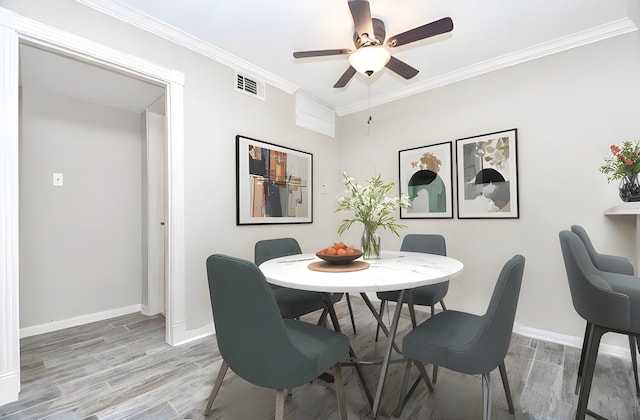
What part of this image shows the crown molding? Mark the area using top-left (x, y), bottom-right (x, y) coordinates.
top-left (336, 18), bottom-right (638, 116)
top-left (76, 1), bottom-right (637, 117)
top-left (76, 0), bottom-right (298, 94)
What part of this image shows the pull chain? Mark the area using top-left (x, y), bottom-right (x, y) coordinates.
top-left (367, 76), bottom-right (372, 135)
top-left (367, 76), bottom-right (372, 125)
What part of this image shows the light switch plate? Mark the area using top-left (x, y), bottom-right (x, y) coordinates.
top-left (53, 172), bottom-right (63, 186)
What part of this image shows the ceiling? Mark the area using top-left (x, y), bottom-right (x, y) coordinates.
top-left (20, 43), bottom-right (166, 113)
top-left (71, 1), bottom-right (640, 114)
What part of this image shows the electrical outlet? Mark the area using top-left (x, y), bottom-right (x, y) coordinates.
top-left (320, 183), bottom-right (327, 194)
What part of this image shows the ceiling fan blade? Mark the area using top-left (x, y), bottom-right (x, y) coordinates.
top-left (333, 66), bottom-right (357, 88)
top-left (387, 17), bottom-right (454, 48)
top-left (293, 49), bottom-right (351, 59)
top-left (348, 0), bottom-right (375, 41)
top-left (385, 56), bottom-right (419, 79)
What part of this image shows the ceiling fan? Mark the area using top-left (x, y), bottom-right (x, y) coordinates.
top-left (293, 0), bottom-right (454, 88)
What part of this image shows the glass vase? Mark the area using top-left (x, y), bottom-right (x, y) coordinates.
top-left (619, 174), bottom-right (640, 202)
top-left (361, 226), bottom-right (381, 260)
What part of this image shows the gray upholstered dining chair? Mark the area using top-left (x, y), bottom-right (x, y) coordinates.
top-left (570, 225), bottom-right (640, 397)
top-left (559, 230), bottom-right (640, 419)
top-left (571, 225), bottom-right (634, 275)
top-left (395, 255), bottom-right (525, 420)
top-left (204, 254), bottom-right (349, 419)
top-left (255, 237), bottom-right (357, 332)
top-left (375, 233), bottom-right (448, 381)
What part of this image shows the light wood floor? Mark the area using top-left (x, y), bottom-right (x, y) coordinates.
top-left (1, 297), bottom-right (639, 419)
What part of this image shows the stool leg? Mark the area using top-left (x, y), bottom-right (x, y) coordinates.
top-left (629, 335), bottom-right (640, 396)
top-left (575, 322), bottom-right (592, 395)
top-left (576, 325), bottom-right (606, 420)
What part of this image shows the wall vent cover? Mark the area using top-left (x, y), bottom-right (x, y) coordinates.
top-left (235, 72), bottom-right (265, 100)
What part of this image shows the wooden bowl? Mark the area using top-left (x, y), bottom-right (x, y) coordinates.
top-left (315, 250), bottom-right (363, 265)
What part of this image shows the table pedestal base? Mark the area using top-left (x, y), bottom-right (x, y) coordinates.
top-left (323, 290), bottom-right (425, 419)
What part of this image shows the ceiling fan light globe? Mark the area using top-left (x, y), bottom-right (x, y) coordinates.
top-left (348, 46), bottom-right (391, 76)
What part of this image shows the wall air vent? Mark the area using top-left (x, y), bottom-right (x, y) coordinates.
top-left (235, 72), bottom-right (265, 101)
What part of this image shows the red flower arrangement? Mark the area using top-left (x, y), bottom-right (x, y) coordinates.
top-left (600, 141), bottom-right (640, 182)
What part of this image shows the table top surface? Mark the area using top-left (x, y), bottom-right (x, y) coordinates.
top-left (259, 250), bottom-right (464, 293)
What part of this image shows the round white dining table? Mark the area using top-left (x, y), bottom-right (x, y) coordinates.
top-left (260, 250), bottom-right (464, 419)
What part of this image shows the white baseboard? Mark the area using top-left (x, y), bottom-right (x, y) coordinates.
top-left (0, 368), bottom-right (20, 406)
top-left (15, 304), bottom-right (633, 362)
top-left (19, 304), bottom-right (143, 338)
top-left (514, 323), bottom-right (631, 360)
top-left (174, 322), bottom-right (215, 346)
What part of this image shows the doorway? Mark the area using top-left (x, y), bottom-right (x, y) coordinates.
top-left (0, 13), bottom-right (186, 405)
top-left (18, 43), bottom-right (167, 334)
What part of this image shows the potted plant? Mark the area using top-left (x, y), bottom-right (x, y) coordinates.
top-left (600, 141), bottom-right (640, 202)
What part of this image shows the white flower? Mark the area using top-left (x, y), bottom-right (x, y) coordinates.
top-left (335, 172), bottom-right (409, 236)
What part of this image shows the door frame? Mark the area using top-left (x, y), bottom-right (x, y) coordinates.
top-left (143, 109), bottom-right (167, 317)
top-left (0, 8), bottom-right (186, 404)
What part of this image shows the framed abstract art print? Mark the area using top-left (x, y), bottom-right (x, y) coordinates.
top-left (236, 135), bottom-right (313, 225)
top-left (399, 141), bottom-right (454, 219)
top-left (455, 129), bottom-right (519, 219)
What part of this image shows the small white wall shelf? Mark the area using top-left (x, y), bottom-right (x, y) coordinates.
top-left (603, 202), bottom-right (640, 271)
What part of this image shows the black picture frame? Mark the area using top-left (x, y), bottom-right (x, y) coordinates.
top-left (399, 141), bottom-right (454, 219)
top-left (236, 135), bottom-right (313, 225)
top-left (455, 129), bottom-right (519, 219)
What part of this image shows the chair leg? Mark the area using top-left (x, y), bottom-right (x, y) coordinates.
top-left (413, 360), bottom-right (434, 392)
top-left (345, 294), bottom-right (357, 334)
top-left (204, 360), bottom-right (229, 416)
top-left (430, 301), bottom-right (447, 384)
top-left (499, 362), bottom-right (515, 414)
top-left (275, 389), bottom-right (286, 420)
top-left (576, 325), bottom-right (606, 420)
top-left (575, 322), bottom-right (593, 395)
top-left (481, 372), bottom-right (493, 420)
top-left (375, 300), bottom-right (386, 342)
top-left (629, 335), bottom-right (640, 397)
top-left (332, 363), bottom-right (348, 420)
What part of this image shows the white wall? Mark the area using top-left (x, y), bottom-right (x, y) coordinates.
top-left (338, 31), bottom-right (640, 349)
top-left (1, 0), bottom-right (343, 332)
top-left (19, 87), bottom-right (143, 327)
top-left (6, 0), bottom-right (640, 354)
